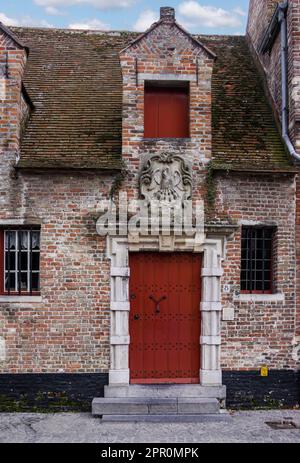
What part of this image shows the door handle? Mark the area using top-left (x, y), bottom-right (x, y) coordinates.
top-left (133, 314), bottom-right (140, 321)
top-left (149, 295), bottom-right (167, 314)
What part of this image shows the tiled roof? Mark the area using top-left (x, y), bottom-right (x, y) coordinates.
top-left (10, 27), bottom-right (292, 171)
top-left (199, 35), bottom-right (293, 172)
top-left (13, 28), bottom-right (137, 170)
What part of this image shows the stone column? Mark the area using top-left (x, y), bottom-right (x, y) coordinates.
top-left (200, 240), bottom-right (223, 385)
top-left (107, 237), bottom-right (130, 386)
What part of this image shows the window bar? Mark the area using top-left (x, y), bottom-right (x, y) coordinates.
top-left (7, 231), bottom-right (11, 295)
top-left (262, 228), bottom-right (265, 293)
top-left (242, 229), bottom-right (249, 290)
top-left (135, 58), bottom-right (138, 86)
top-left (17, 230), bottom-right (21, 295)
top-left (30, 229), bottom-right (33, 295)
top-left (247, 228), bottom-right (250, 292)
top-left (270, 231), bottom-right (274, 294)
top-left (242, 226), bottom-right (274, 294)
top-left (248, 227), bottom-right (253, 292)
top-left (242, 229), bottom-right (245, 291)
top-left (254, 228), bottom-right (257, 292)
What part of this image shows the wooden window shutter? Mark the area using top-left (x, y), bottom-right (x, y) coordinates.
top-left (144, 85), bottom-right (189, 138)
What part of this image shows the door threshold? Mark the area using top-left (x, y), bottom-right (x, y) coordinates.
top-left (130, 379), bottom-right (200, 385)
top-left (104, 384), bottom-right (226, 402)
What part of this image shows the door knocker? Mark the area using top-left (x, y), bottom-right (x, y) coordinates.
top-left (149, 295), bottom-right (167, 314)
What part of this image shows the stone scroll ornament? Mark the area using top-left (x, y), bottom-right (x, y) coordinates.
top-left (140, 152), bottom-right (192, 206)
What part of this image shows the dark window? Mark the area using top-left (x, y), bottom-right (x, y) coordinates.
top-left (144, 82), bottom-right (189, 138)
top-left (241, 227), bottom-right (274, 294)
top-left (0, 229), bottom-right (40, 295)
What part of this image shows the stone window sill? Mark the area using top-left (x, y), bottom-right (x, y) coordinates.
top-left (0, 296), bottom-right (42, 303)
top-left (233, 293), bottom-right (285, 303)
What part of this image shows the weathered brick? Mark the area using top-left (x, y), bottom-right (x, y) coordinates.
top-left (0, 8), bottom-right (298, 379)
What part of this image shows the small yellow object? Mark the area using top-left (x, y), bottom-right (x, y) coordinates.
top-left (261, 366), bottom-right (269, 377)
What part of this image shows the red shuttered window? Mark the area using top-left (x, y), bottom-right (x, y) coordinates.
top-left (144, 84), bottom-right (190, 138)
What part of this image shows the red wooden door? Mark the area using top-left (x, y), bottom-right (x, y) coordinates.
top-left (144, 87), bottom-right (189, 138)
top-left (129, 252), bottom-right (201, 384)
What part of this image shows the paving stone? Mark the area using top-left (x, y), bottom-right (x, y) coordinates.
top-left (0, 410), bottom-right (299, 443)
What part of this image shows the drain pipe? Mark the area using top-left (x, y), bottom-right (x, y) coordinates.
top-left (278, 1), bottom-right (300, 161)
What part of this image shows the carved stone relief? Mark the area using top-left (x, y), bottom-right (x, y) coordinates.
top-left (140, 152), bottom-right (192, 206)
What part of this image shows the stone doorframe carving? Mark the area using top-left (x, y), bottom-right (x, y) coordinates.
top-left (106, 233), bottom-right (225, 387)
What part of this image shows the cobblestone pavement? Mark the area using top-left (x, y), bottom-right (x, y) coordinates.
top-left (0, 410), bottom-right (299, 443)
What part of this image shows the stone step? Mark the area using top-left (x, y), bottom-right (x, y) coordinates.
top-left (101, 413), bottom-right (231, 423)
top-left (104, 384), bottom-right (226, 400)
top-left (178, 398), bottom-right (220, 414)
top-left (92, 398), bottom-right (220, 416)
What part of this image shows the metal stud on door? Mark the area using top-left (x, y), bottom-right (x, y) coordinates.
top-left (129, 252), bottom-right (201, 384)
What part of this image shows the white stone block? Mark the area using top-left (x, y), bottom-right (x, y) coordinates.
top-left (0, 337), bottom-right (6, 362)
top-left (202, 268), bottom-right (224, 277)
top-left (109, 369), bottom-right (130, 386)
top-left (222, 307), bottom-right (235, 321)
top-left (0, 80), bottom-right (6, 100)
top-left (110, 335), bottom-right (130, 345)
top-left (201, 302), bottom-right (222, 312)
top-left (200, 369), bottom-right (222, 386)
top-left (200, 336), bottom-right (221, 346)
top-left (111, 267), bottom-right (130, 277)
top-left (111, 301), bottom-right (130, 311)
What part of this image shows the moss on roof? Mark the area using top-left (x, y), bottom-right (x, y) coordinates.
top-left (10, 28), bottom-right (292, 171)
top-left (13, 28), bottom-right (137, 170)
top-left (199, 35), bottom-right (292, 171)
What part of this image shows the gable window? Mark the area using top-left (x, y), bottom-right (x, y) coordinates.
top-left (241, 227), bottom-right (274, 294)
top-left (0, 228), bottom-right (40, 295)
top-left (144, 82), bottom-right (190, 138)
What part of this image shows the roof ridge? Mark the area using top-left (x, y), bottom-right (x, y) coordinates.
top-left (10, 26), bottom-right (137, 35)
top-left (9, 26), bottom-right (242, 40)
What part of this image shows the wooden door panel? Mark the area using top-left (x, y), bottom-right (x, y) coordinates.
top-left (129, 252), bottom-right (201, 384)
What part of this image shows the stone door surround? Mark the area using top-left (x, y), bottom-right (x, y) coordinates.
top-left (107, 233), bottom-right (224, 388)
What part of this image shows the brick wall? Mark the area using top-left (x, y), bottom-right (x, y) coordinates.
top-left (0, 28), bottom-right (116, 374)
top-left (0, 31), bottom-right (27, 224)
top-left (247, 1), bottom-right (282, 120)
top-left (287, 0), bottom-right (300, 147)
top-left (223, 370), bottom-right (300, 409)
top-left (0, 171), bottom-right (296, 374)
top-left (247, 0), bottom-right (300, 359)
top-left (247, 0), bottom-right (278, 52)
top-left (215, 172), bottom-right (297, 370)
top-left (0, 14), bottom-right (298, 378)
top-left (0, 373), bottom-right (108, 411)
top-left (288, 0), bottom-right (300, 351)
top-left (248, 1), bottom-right (300, 149)
top-left (296, 175), bottom-right (300, 340)
top-left (118, 9), bottom-right (298, 372)
top-left (0, 171), bottom-right (115, 373)
top-left (0, 31), bottom-right (26, 153)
